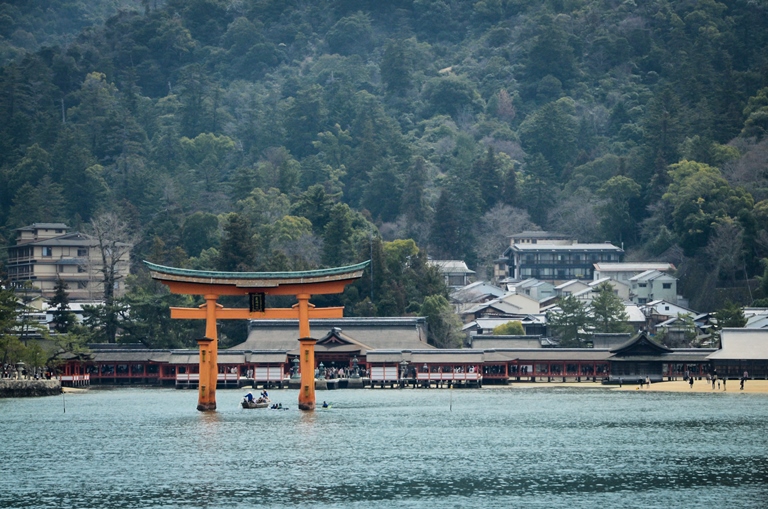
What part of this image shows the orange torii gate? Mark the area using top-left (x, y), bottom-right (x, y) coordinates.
top-left (144, 260), bottom-right (369, 411)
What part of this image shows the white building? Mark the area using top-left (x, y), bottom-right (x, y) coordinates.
top-left (593, 262), bottom-right (676, 283)
top-left (629, 270), bottom-right (678, 305)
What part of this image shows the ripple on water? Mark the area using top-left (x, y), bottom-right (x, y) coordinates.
top-left (2, 387), bottom-right (768, 509)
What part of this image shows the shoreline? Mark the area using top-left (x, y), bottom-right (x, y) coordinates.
top-left (507, 379), bottom-right (768, 394)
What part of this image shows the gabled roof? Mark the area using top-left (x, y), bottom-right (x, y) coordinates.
top-left (629, 269), bottom-right (676, 282)
top-left (15, 223), bottom-right (69, 231)
top-left (450, 281), bottom-right (505, 303)
top-left (509, 231), bottom-right (570, 239)
top-left (427, 260), bottom-right (475, 274)
top-left (512, 243), bottom-right (623, 252)
top-left (708, 328), bottom-right (768, 360)
top-left (555, 279), bottom-right (584, 290)
top-left (593, 262), bottom-right (675, 272)
top-left (235, 317), bottom-right (431, 351)
top-left (462, 299), bottom-right (522, 316)
top-left (610, 332), bottom-right (673, 356)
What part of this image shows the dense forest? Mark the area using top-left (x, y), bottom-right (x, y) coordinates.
top-left (2, 0), bottom-right (768, 347)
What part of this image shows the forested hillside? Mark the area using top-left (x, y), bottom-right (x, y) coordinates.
top-left (2, 0), bottom-right (768, 335)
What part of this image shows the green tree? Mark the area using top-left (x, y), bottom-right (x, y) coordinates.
top-left (48, 278), bottom-right (76, 334)
top-left (420, 294), bottom-right (463, 348)
top-left (380, 39), bottom-right (413, 96)
top-left (492, 321), bottom-right (525, 335)
top-left (118, 274), bottom-right (201, 348)
top-left (293, 185), bottom-right (339, 234)
top-left (714, 301), bottom-right (747, 329)
top-left (326, 12), bottom-right (374, 56)
top-left (181, 212), bottom-right (220, 258)
top-left (180, 132), bottom-right (236, 192)
top-left (519, 154), bottom-right (556, 227)
top-left (548, 295), bottom-right (590, 346)
top-left (322, 203), bottom-right (357, 267)
top-left (422, 76), bottom-right (484, 119)
top-left (217, 213), bottom-right (256, 271)
top-left (596, 176), bottom-right (642, 245)
top-left (662, 160), bottom-right (754, 256)
top-left (589, 282), bottom-right (631, 334)
top-left (518, 98), bottom-right (578, 178)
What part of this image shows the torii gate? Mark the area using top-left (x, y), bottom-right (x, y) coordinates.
top-left (144, 260), bottom-right (369, 412)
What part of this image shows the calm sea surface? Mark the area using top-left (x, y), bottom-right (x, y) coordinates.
top-left (1, 386), bottom-right (768, 509)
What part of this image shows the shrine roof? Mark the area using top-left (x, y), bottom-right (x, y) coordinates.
top-left (144, 260), bottom-right (370, 287)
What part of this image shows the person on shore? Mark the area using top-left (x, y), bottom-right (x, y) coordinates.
top-left (712, 373), bottom-right (717, 390)
top-left (689, 376), bottom-right (694, 389)
top-left (740, 377), bottom-right (745, 390)
top-left (723, 377), bottom-right (726, 391)
top-left (619, 377), bottom-right (622, 388)
top-left (645, 376), bottom-right (651, 388)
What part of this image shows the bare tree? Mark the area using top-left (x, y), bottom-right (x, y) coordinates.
top-left (705, 219), bottom-right (744, 284)
top-left (88, 212), bottom-right (136, 342)
top-left (474, 204), bottom-right (536, 279)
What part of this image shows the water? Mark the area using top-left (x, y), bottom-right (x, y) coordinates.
top-left (2, 387), bottom-right (768, 508)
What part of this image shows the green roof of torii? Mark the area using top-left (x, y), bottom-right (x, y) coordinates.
top-left (143, 260), bottom-right (370, 285)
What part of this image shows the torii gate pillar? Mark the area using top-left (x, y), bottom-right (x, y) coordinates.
top-left (145, 261), bottom-right (368, 412)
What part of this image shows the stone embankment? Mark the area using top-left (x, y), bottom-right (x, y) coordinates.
top-left (0, 379), bottom-right (61, 398)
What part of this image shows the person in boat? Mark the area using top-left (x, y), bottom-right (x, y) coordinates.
top-left (261, 390), bottom-right (269, 399)
top-left (322, 401), bottom-right (328, 408)
top-left (245, 392), bottom-right (254, 403)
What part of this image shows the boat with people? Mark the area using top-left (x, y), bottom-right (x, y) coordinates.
top-left (242, 390), bottom-right (270, 408)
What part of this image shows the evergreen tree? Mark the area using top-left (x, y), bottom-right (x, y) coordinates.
top-left (217, 213), bottom-right (256, 271)
top-left (589, 282), bottom-right (631, 334)
top-left (547, 295), bottom-right (590, 346)
top-left (48, 278), bottom-right (76, 334)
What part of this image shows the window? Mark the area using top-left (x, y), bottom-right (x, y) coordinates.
top-left (42, 247), bottom-right (53, 257)
top-left (639, 283), bottom-right (647, 287)
top-left (77, 281), bottom-right (88, 289)
top-left (662, 283), bottom-right (672, 289)
top-left (77, 248), bottom-right (88, 257)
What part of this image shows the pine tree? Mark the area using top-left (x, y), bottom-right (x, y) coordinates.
top-left (48, 278), bottom-right (76, 334)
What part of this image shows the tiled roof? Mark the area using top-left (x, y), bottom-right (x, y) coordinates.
top-left (145, 260), bottom-right (370, 281)
top-left (708, 328), bottom-right (768, 360)
top-left (513, 243), bottom-right (623, 251)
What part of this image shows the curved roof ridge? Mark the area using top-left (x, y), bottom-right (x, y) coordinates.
top-left (144, 260), bottom-right (370, 280)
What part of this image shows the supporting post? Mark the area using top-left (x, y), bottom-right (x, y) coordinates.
top-left (196, 337), bottom-right (214, 411)
top-left (298, 337), bottom-right (317, 411)
top-left (297, 293), bottom-right (315, 411)
top-left (198, 295), bottom-right (219, 411)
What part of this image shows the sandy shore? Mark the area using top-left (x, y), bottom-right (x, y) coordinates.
top-left (509, 379), bottom-right (768, 394)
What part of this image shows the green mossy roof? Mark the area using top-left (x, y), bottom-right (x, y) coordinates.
top-left (143, 260), bottom-right (370, 280)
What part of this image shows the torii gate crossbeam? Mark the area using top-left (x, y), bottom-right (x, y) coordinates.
top-left (145, 261), bottom-right (368, 411)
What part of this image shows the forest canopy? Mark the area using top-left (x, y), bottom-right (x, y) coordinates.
top-left (2, 0), bottom-right (768, 333)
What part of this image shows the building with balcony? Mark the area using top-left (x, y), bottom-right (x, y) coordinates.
top-left (496, 235), bottom-right (624, 283)
top-left (6, 223), bottom-right (130, 301)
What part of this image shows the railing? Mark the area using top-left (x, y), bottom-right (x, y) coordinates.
top-left (416, 372), bottom-right (482, 382)
top-left (252, 367), bottom-right (283, 382)
top-left (60, 374), bottom-right (90, 386)
top-left (369, 366), bottom-right (398, 382)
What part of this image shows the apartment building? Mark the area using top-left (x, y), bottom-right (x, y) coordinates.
top-left (6, 223), bottom-right (130, 300)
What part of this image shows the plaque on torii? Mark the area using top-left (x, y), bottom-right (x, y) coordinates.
top-left (144, 260), bottom-right (369, 412)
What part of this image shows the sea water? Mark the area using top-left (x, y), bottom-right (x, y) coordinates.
top-left (1, 387), bottom-right (767, 508)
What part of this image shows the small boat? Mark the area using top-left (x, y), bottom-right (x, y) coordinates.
top-left (242, 397), bottom-right (270, 409)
